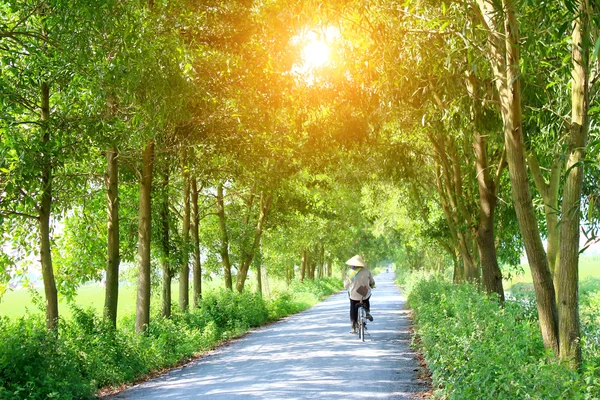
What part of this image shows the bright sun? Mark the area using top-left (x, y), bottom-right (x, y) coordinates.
top-left (302, 39), bottom-right (330, 68)
top-left (291, 26), bottom-right (339, 81)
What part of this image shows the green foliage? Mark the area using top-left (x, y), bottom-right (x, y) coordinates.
top-left (61, 307), bottom-right (147, 389)
top-left (265, 291), bottom-right (301, 320)
top-left (0, 316), bottom-right (91, 400)
top-left (580, 288), bottom-right (600, 399)
top-left (407, 277), bottom-right (599, 400)
top-left (290, 277), bottom-right (342, 300)
top-left (0, 278), bottom-right (341, 399)
top-left (266, 277), bottom-right (342, 319)
top-left (199, 289), bottom-right (269, 336)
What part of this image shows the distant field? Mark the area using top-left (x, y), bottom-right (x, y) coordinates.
top-left (504, 255), bottom-right (600, 289)
top-left (0, 283), bottom-right (136, 320)
top-left (0, 278), bottom-right (229, 321)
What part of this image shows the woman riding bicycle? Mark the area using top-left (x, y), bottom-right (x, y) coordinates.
top-left (343, 255), bottom-right (375, 334)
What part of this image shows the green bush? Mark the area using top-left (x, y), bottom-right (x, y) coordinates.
top-left (407, 277), bottom-right (593, 400)
top-left (0, 316), bottom-right (91, 400)
top-left (61, 307), bottom-right (147, 388)
top-left (581, 290), bottom-right (600, 399)
top-left (508, 278), bottom-right (600, 398)
top-left (199, 289), bottom-right (269, 337)
top-left (0, 277), bottom-right (342, 399)
top-left (266, 292), bottom-right (302, 320)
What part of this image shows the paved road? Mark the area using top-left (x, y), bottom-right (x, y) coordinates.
top-left (111, 271), bottom-right (426, 399)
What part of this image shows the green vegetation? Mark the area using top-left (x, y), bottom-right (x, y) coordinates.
top-left (0, 277), bottom-right (342, 399)
top-left (405, 274), bottom-right (600, 399)
top-left (1, 0), bottom-right (600, 396)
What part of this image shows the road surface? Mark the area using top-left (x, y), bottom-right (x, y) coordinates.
top-left (110, 271), bottom-right (427, 399)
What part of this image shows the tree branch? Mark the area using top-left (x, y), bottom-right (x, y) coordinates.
top-left (493, 146), bottom-right (506, 200)
top-left (0, 209), bottom-right (38, 220)
top-left (527, 149), bottom-right (549, 199)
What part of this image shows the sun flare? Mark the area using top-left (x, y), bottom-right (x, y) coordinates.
top-left (291, 26), bottom-right (340, 82)
top-left (302, 39), bottom-right (330, 68)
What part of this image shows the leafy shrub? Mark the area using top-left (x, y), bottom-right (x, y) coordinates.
top-left (199, 289), bottom-right (269, 337)
top-left (580, 290), bottom-right (600, 399)
top-left (580, 278), bottom-right (600, 301)
top-left (408, 277), bottom-right (589, 399)
top-left (266, 292), bottom-right (302, 320)
top-left (0, 316), bottom-right (91, 400)
top-left (61, 306), bottom-right (147, 388)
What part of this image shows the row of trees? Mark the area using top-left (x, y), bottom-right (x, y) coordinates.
top-left (1, 0), bottom-right (598, 373)
top-left (0, 0), bottom-right (398, 335)
top-left (359, 0), bottom-right (599, 371)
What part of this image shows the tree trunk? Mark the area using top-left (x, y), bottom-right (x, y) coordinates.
top-left (286, 264), bottom-right (293, 285)
top-left (557, 0), bottom-right (589, 369)
top-left (236, 193), bottom-right (272, 293)
top-left (528, 153), bottom-right (562, 280)
top-left (256, 257), bottom-right (262, 296)
top-left (473, 151), bottom-right (504, 301)
top-left (452, 255), bottom-right (461, 284)
top-left (217, 183), bottom-right (232, 290)
top-left (477, 0), bottom-right (560, 353)
top-left (300, 249), bottom-right (307, 282)
top-left (179, 150), bottom-right (190, 311)
top-left (104, 145), bottom-right (120, 326)
top-left (135, 140), bottom-right (154, 333)
top-left (39, 81), bottom-right (58, 331)
top-left (458, 235), bottom-right (477, 281)
top-left (160, 172), bottom-right (171, 319)
top-left (502, 0), bottom-right (558, 354)
top-left (545, 173), bottom-right (561, 282)
top-left (318, 243), bottom-right (325, 279)
top-left (191, 178), bottom-right (202, 308)
top-left (476, 207), bottom-right (505, 302)
top-left (468, 74), bottom-right (505, 301)
top-left (431, 134), bottom-right (477, 282)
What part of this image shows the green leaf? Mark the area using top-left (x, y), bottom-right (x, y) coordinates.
top-left (593, 37), bottom-right (600, 62)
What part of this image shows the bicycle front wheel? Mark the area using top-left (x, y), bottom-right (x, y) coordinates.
top-left (359, 320), bottom-right (365, 341)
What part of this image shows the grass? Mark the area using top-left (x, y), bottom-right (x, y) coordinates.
top-left (504, 255), bottom-right (600, 290)
top-left (0, 277), bottom-right (234, 321)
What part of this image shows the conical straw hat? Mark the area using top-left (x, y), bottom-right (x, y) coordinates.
top-left (345, 254), bottom-right (366, 267)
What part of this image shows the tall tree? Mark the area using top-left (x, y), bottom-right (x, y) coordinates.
top-left (104, 145), bottom-right (120, 326)
top-left (475, 0), bottom-right (559, 354)
top-left (466, 73), bottom-right (506, 301)
top-left (179, 148), bottom-right (190, 311)
top-left (159, 170), bottom-right (172, 318)
top-left (39, 74), bottom-right (58, 330)
top-left (235, 191), bottom-right (273, 292)
top-left (0, 1), bottom-right (101, 329)
top-left (191, 178), bottom-right (202, 307)
top-left (135, 140), bottom-right (154, 333)
top-left (556, 0), bottom-right (592, 369)
top-left (217, 183), bottom-right (233, 290)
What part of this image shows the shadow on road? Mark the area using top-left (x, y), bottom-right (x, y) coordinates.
top-left (111, 272), bottom-right (427, 399)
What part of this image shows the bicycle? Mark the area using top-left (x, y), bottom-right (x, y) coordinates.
top-left (356, 300), bottom-right (371, 342)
